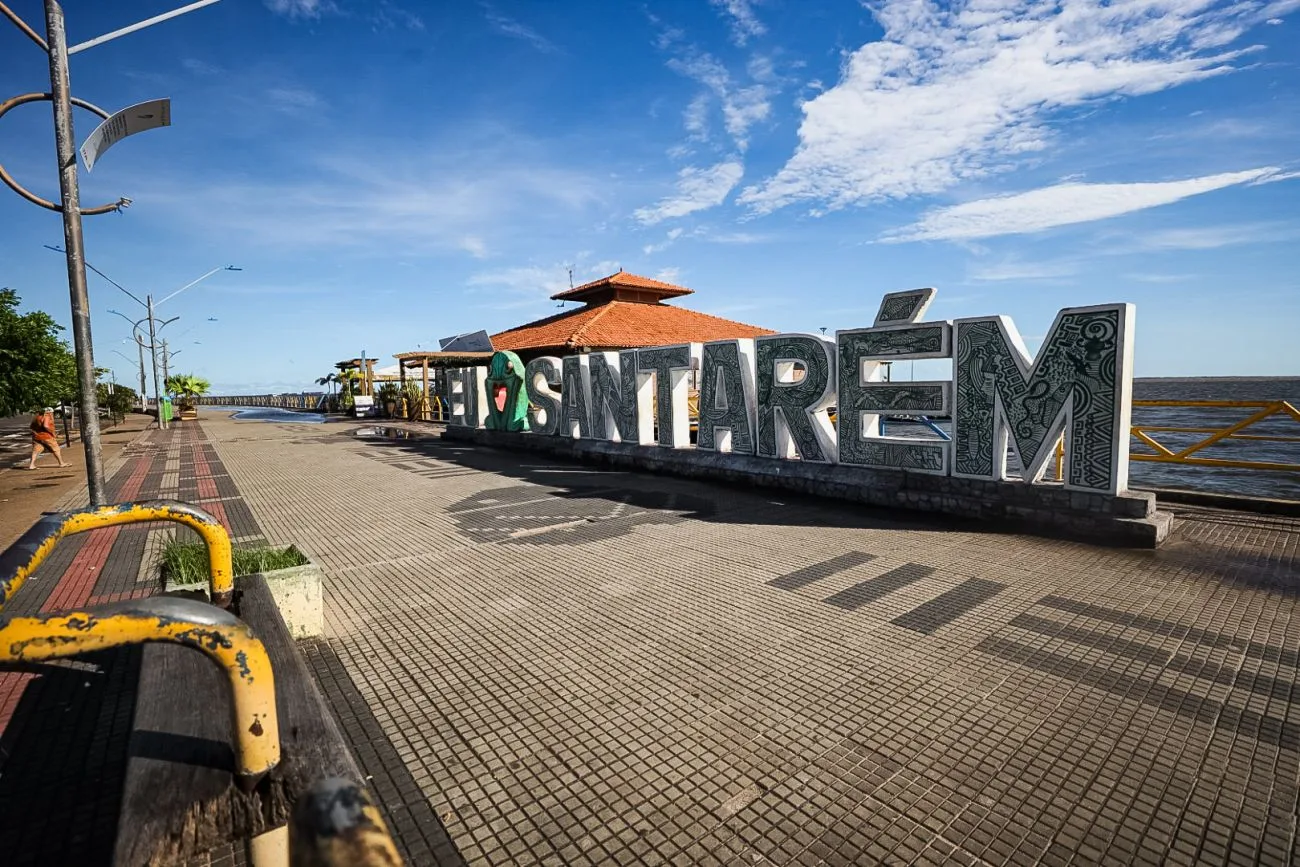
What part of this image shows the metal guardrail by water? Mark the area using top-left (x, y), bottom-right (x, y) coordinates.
top-left (1129, 399), bottom-right (1300, 472)
top-left (0, 499), bottom-right (235, 610)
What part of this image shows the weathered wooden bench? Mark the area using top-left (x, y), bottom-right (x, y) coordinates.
top-left (114, 573), bottom-right (381, 865)
top-left (0, 501), bottom-right (402, 866)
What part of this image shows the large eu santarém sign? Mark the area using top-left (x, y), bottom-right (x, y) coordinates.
top-left (445, 289), bottom-right (1136, 495)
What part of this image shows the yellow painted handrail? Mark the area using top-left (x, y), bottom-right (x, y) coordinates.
top-left (290, 777), bottom-right (405, 866)
top-left (0, 596), bottom-right (280, 787)
top-left (0, 499), bottom-right (235, 612)
top-left (1053, 398), bottom-right (1300, 479)
top-left (1129, 399), bottom-right (1300, 472)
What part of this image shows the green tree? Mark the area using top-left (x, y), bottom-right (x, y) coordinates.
top-left (165, 373), bottom-right (211, 405)
top-left (0, 288), bottom-right (78, 416)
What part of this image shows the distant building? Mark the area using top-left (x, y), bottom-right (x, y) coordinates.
top-left (490, 270), bottom-right (776, 363)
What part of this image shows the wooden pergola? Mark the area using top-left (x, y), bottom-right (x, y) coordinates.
top-left (334, 358), bottom-right (377, 397)
top-left (394, 350), bottom-right (494, 421)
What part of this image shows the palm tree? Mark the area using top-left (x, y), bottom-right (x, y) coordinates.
top-left (165, 373), bottom-right (211, 420)
top-left (315, 373), bottom-right (338, 397)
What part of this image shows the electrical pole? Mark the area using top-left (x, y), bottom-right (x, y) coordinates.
top-left (146, 295), bottom-right (164, 428)
top-left (44, 0), bottom-right (104, 505)
top-left (136, 337), bottom-right (147, 410)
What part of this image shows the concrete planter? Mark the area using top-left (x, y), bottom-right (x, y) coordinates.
top-left (164, 558), bottom-right (324, 639)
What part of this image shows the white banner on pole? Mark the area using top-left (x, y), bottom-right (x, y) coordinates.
top-left (80, 98), bottom-right (171, 172)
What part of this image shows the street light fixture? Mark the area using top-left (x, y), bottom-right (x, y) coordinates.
top-left (60, 248), bottom-right (238, 429)
top-left (1, 0), bottom-right (226, 506)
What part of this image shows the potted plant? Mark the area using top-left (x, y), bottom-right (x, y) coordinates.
top-left (159, 540), bottom-right (323, 639)
top-left (165, 373), bottom-right (211, 420)
top-left (376, 382), bottom-right (401, 418)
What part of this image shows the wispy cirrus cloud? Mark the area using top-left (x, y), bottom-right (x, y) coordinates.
top-left (666, 50), bottom-right (770, 151)
top-left (709, 0), bottom-right (765, 46)
top-left (467, 257), bottom-right (620, 305)
top-left (968, 258), bottom-right (1079, 282)
top-left (134, 144), bottom-right (602, 256)
top-left (740, 0), bottom-right (1296, 215)
top-left (1130, 220), bottom-right (1300, 250)
top-left (634, 160), bottom-right (745, 225)
top-left (882, 168), bottom-right (1284, 242)
top-left (483, 5), bottom-right (561, 54)
top-left (264, 0), bottom-right (333, 19)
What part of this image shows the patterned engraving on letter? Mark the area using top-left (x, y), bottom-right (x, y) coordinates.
top-left (857, 384), bottom-right (947, 413)
top-left (856, 440), bottom-right (946, 471)
top-left (953, 305), bottom-right (1132, 493)
top-left (755, 334), bottom-right (837, 462)
top-left (637, 344), bottom-right (699, 448)
top-left (588, 351), bottom-right (640, 443)
top-left (837, 323), bottom-right (952, 473)
top-left (524, 357), bottom-right (562, 436)
top-left (558, 355), bottom-right (592, 439)
top-left (698, 340), bottom-right (756, 454)
top-left (874, 288), bottom-right (936, 325)
top-left (853, 324), bottom-right (948, 357)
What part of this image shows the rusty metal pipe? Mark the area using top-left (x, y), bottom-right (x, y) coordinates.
top-left (0, 499), bottom-right (235, 611)
top-left (289, 778), bottom-right (404, 867)
top-left (0, 596), bottom-right (279, 787)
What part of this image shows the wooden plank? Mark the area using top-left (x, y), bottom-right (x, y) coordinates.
top-left (115, 577), bottom-right (361, 866)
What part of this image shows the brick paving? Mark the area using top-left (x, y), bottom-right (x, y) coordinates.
top-left (197, 414), bottom-right (1300, 866)
top-left (2, 411), bottom-right (1298, 866)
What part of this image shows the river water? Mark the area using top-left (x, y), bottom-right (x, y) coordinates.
top-left (1128, 377), bottom-right (1299, 499)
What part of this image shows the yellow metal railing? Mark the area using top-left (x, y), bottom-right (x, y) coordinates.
top-left (1053, 399), bottom-right (1300, 480)
top-left (1128, 399), bottom-right (1300, 471)
top-left (0, 499), bottom-right (235, 611)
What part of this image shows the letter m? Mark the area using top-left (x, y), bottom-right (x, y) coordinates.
top-left (952, 304), bottom-right (1134, 494)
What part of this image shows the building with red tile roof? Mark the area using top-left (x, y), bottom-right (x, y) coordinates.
top-left (490, 270), bottom-right (776, 362)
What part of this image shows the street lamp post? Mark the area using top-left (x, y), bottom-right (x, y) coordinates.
top-left (77, 256), bottom-right (237, 428)
top-left (1, 0), bottom-right (225, 505)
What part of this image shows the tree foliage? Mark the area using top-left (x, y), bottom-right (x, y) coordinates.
top-left (0, 288), bottom-right (79, 416)
top-left (165, 373), bottom-right (211, 406)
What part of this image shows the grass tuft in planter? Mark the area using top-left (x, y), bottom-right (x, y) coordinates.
top-left (160, 541), bottom-right (309, 586)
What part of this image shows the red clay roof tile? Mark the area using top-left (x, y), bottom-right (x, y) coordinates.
top-left (491, 300), bottom-right (775, 353)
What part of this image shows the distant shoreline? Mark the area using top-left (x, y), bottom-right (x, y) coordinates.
top-left (1137, 376), bottom-right (1299, 382)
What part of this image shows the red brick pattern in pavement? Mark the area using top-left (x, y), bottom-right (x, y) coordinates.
top-left (0, 420), bottom-right (275, 867)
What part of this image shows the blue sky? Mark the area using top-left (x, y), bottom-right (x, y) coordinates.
top-left (1, 0), bottom-right (1297, 394)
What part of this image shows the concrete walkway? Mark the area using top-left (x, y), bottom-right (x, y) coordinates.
top-left (197, 413), bottom-right (1299, 867)
top-left (2, 411), bottom-right (1297, 865)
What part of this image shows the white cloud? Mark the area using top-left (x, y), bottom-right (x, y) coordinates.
top-left (1133, 220), bottom-right (1300, 250)
top-left (643, 228), bottom-right (685, 255)
top-left (654, 267), bottom-right (683, 284)
top-left (266, 87), bottom-right (325, 113)
top-left (634, 160), bottom-right (745, 225)
top-left (741, 0), bottom-right (1291, 215)
top-left (134, 146), bottom-right (601, 254)
top-left (264, 0), bottom-right (333, 18)
top-left (467, 258), bottom-right (619, 301)
top-left (683, 93), bottom-right (710, 141)
top-left (484, 7), bottom-right (560, 54)
top-left (968, 259), bottom-right (1079, 281)
top-left (1124, 273), bottom-right (1194, 283)
top-left (710, 0), bottom-right (765, 46)
top-left (666, 51), bottom-right (771, 151)
top-left (883, 168), bottom-right (1282, 242)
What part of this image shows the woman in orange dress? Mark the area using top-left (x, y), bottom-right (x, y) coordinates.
top-left (28, 407), bottom-right (68, 470)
